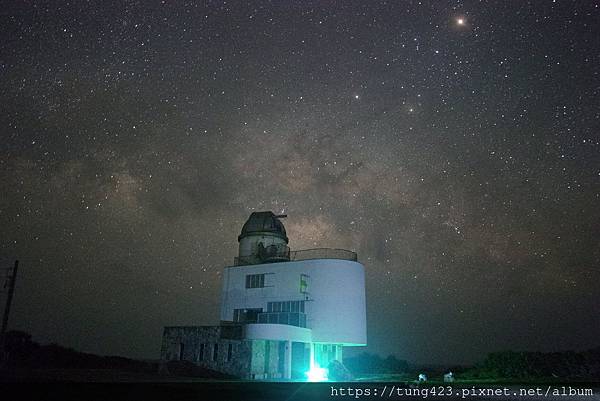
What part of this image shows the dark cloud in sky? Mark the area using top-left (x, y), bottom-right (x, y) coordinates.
top-left (1, 1), bottom-right (599, 364)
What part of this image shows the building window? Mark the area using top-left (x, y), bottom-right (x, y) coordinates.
top-left (264, 341), bottom-right (270, 374)
top-left (257, 312), bottom-right (306, 327)
top-left (213, 343), bottom-right (219, 362)
top-left (198, 343), bottom-right (205, 361)
top-left (227, 343), bottom-right (233, 362)
top-left (267, 300), bottom-right (304, 313)
top-left (258, 302), bottom-right (307, 328)
top-left (179, 343), bottom-right (185, 361)
top-left (245, 274), bottom-right (265, 288)
top-left (233, 308), bottom-right (262, 323)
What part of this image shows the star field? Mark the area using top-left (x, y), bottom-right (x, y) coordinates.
top-left (0, 1), bottom-right (599, 364)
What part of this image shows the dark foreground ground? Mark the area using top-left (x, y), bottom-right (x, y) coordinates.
top-left (3, 334), bottom-right (599, 400)
top-left (1, 369), bottom-right (599, 401)
top-left (1, 382), bottom-right (599, 401)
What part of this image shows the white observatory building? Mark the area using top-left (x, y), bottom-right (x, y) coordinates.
top-left (161, 212), bottom-right (367, 380)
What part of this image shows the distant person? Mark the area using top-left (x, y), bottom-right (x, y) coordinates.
top-left (444, 372), bottom-right (454, 382)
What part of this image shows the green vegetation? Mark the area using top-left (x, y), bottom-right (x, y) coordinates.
top-left (344, 353), bottom-right (410, 375)
top-left (461, 347), bottom-right (600, 382)
top-left (344, 348), bottom-right (600, 384)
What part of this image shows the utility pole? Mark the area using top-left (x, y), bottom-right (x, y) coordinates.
top-left (0, 260), bottom-right (19, 360)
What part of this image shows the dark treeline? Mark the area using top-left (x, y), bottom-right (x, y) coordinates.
top-left (344, 347), bottom-right (600, 381)
top-left (464, 347), bottom-right (600, 380)
top-left (1, 331), bottom-right (242, 379)
top-left (3, 331), bottom-right (600, 381)
top-left (1, 330), bottom-right (154, 372)
top-left (344, 352), bottom-right (410, 374)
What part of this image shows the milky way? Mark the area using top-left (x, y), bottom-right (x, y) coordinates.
top-left (1, 1), bottom-right (599, 364)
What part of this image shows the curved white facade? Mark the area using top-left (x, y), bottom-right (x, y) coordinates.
top-left (305, 259), bottom-right (367, 345)
top-left (220, 258), bottom-right (367, 346)
top-left (244, 323), bottom-right (312, 343)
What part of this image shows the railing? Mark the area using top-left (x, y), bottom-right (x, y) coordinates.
top-left (290, 248), bottom-right (357, 262)
top-left (234, 248), bottom-right (357, 266)
top-left (257, 312), bottom-right (307, 328)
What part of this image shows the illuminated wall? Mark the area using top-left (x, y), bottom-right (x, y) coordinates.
top-left (220, 258), bottom-right (367, 346)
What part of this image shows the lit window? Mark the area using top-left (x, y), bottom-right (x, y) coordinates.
top-left (233, 308), bottom-right (262, 323)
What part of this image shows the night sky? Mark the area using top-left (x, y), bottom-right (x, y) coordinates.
top-left (1, 1), bottom-right (599, 365)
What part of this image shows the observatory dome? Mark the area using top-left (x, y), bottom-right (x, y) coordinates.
top-left (238, 211), bottom-right (288, 243)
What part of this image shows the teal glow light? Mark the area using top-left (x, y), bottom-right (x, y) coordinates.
top-left (305, 364), bottom-right (328, 382)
